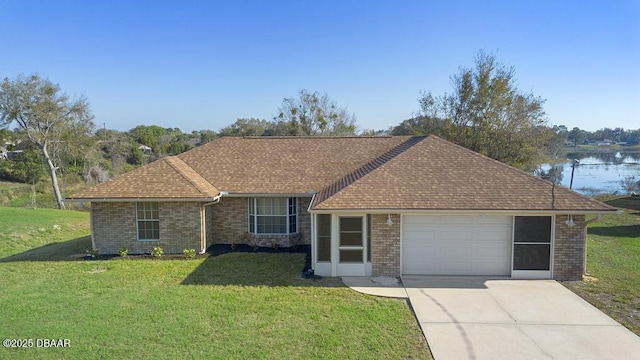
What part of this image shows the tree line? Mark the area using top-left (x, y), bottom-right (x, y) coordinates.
top-left (1, 51), bottom-right (638, 208)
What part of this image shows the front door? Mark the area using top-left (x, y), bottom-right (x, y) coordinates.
top-left (512, 216), bottom-right (553, 279)
top-left (336, 216), bottom-right (366, 276)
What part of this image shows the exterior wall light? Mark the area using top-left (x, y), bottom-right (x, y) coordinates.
top-left (386, 214), bottom-right (394, 226)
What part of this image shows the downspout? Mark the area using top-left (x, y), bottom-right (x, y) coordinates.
top-left (199, 192), bottom-right (227, 254)
top-left (308, 191), bottom-right (317, 271)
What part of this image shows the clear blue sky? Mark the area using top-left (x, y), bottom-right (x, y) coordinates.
top-left (1, 0), bottom-right (638, 133)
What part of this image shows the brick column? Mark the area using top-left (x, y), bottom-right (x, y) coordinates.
top-left (371, 214), bottom-right (401, 276)
top-left (553, 215), bottom-right (586, 281)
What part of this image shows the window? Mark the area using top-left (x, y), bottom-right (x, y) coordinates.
top-left (248, 197), bottom-right (297, 234)
top-left (317, 214), bottom-right (331, 262)
top-left (137, 202), bottom-right (159, 241)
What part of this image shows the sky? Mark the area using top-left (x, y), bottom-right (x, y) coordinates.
top-left (0, 0), bottom-right (638, 133)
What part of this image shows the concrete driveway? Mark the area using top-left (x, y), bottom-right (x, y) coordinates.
top-left (403, 276), bottom-right (640, 360)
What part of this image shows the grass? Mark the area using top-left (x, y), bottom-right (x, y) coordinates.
top-left (0, 180), bottom-right (87, 209)
top-left (0, 207), bottom-right (90, 259)
top-left (0, 207), bottom-right (431, 359)
top-left (562, 195), bottom-right (640, 335)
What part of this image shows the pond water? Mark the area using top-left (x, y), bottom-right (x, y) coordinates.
top-left (540, 151), bottom-right (640, 196)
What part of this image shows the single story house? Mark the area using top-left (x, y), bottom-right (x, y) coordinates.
top-left (67, 136), bottom-right (616, 280)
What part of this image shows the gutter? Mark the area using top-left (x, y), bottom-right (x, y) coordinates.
top-left (202, 191), bottom-right (227, 206)
top-left (307, 208), bottom-right (618, 215)
top-left (222, 192), bottom-right (314, 198)
top-left (65, 197), bottom-right (218, 203)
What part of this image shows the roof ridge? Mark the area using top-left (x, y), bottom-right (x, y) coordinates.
top-left (164, 156), bottom-right (219, 198)
top-left (240, 135), bottom-right (409, 139)
top-left (314, 136), bottom-right (426, 206)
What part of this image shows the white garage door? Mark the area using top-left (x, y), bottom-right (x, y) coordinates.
top-left (402, 215), bottom-right (512, 275)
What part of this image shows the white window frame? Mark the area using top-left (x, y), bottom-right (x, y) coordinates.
top-left (136, 202), bottom-right (160, 241)
top-left (248, 197), bottom-right (298, 235)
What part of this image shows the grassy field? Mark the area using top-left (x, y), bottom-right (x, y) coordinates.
top-left (0, 207), bottom-right (90, 259)
top-left (562, 196), bottom-right (640, 335)
top-left (0, 207), bottom-right (431, 359)
top-left (0, 180), bottom-right (87, 209)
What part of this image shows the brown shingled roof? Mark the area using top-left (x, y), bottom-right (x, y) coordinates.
top-left (312, 136), bottom-right (615, 212)
top-left (67, 135), bottom-right (616, 213)
top-left (67, 156), bottom-right (219, 200)
top-left (177, 136), bottom-right (409, 194)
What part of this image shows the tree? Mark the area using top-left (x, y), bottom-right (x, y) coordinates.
top-left (418, 51), bottom-right (548, 170)
top-left (621, 176), bottom-right (640, 194)
top-left (391, 115), bottom-right (444, 136)
top-left (50, 112), bottom-right (96, 178)
top-left (276, 90), bottom-right (357, 136)
top-left (0, 74), bottom-right (94, 209)
top-left (96, 128), bottom-right (136, 175)
top-left (193, 129), bottom-right (217, 145)
top-left (568, 127), bottom-right (587, 146)
top-left (128, 125), bottom-right (166, 151)
top-left (11, 143), bottom-right (46, 184)
top-left (219, 118), bottom-right (274, 137)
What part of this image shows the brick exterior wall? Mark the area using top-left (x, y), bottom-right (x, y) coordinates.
top-left (297, 197), bottom-right (312, 245)
top-left (371, 214), bottom-right (401, 276)
top-left (208, 197), bottom-right (246, 245)
top-left (206, 196), bottom-right (311, 248)
top-left (553, 215), bottom-right (586, 281)
top-left (92, 202), bottom-right (203, 255)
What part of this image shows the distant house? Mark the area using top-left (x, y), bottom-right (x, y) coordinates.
top-left (67, 136), bottom-right (616, 281)
top-left (138, 145), bottom-right (152, 154)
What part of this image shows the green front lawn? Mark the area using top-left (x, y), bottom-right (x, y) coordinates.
top-left (562, 196), bottom-right (640, 335)
top-left (0, 207), bottom-right (431, 359)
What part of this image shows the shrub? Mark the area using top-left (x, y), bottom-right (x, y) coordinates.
top-left (183, 248), bottom-right (196, 259)
top-left (151, 246), bottom-right (163, 258)
top-left (119, 248), bottom-right (128, 258)
top-left (87, 248), bottom-right (99, 259)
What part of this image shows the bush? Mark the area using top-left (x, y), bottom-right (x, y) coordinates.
top-left (83, 165), bottom-right (110, 183)
top-left (183, 248), bottom-right (196, 259)
top-left (87, 248), bottom-right (99, 259)
top-left (119, 248), bottom-right (128, 258)
top-left (151, 246), bottom-right (163, 258)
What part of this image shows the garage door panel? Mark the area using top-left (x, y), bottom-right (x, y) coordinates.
top-left (404, 215), bottom-right (436, 225)
top-left (404, 229), bottom-right (436, 240)
top-left (440, 246), bottom-right (473, 258)
top-left (477, 262), bottom-right (509, 273)
top-left (439, 230), bottom-right (473, 240)
top-left (438, 215), bottom-right (474, 225)
top-left (440, 261), bottom-right (474, 272)
top-left (402, 215), bottom-right (512, 276)
top-left (476, 216), bottom-right (512, 225)
top-left (404, 261), bottom-right (437, 273)
top-left (476, 246), bottom-right (509, 257)
top-left (476, 230), bottom-right (510, 241)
